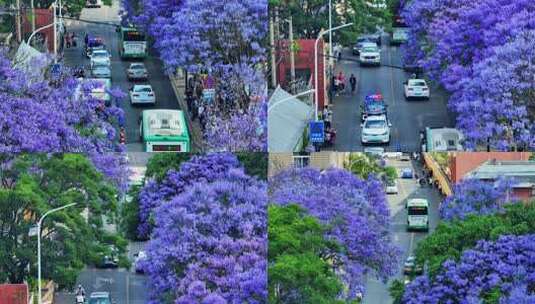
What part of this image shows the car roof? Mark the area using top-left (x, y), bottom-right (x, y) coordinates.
top-left (134, 84), bottom-right (152, 89)
top-left (361, 42), bottom-right (378, 48)
top-left (90, 292), bottom-right (110, 297)
top-left (365, 115), bottom-right (387, 121)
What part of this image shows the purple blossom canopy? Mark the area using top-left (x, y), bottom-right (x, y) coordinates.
top-left (402, 0), bottom-right (535, 150)
top-left (142, 165), bottom-right (267, 303)
top-left (269, 167), bottom-right (400, 300)
top-left (403, 234), bottom-right (535, 303)
top-left (137, 153), bottom-right (244, 239)
top-left (439, 178), bottom-right (517, 221)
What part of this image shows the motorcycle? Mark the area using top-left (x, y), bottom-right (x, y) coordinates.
top-left (75, 294), bottom-right (85, 304)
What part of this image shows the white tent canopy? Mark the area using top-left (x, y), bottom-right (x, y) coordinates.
top-left (268, 85), bottom-right (313, 152)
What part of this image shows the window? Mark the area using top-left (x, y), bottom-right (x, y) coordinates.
top-left (293, 155), bottom-right (310, 168)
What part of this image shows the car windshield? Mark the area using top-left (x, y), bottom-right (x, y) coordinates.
top-left (357, 38), bottom-right (370, 43)
top-left (365, 120), bottom-right (386, 129)
top-left (411, 81), bottom-right (426, 87)
top-left (93, 51), bottom-right (107, 57)
top-left (136, 87), bottom-right (152, 93)
top-left (131, 64), bottom-right (145, 69)
top-left (362, 47), bottom-right (378, 52)
top-left (89, 298), bottom-right (111, 304)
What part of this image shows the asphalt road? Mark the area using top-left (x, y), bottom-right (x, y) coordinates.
top-left (62, 0), bottom-right (181, 152)
top-left (362, 156), bottom-right (443, 304)
top-left (331, 37), bottom-right (455, 152)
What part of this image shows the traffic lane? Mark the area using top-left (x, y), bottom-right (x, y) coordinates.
top-left (65, 5), bottom-right (180, 147)
top-left (54, 268), bottom-right (148, 304)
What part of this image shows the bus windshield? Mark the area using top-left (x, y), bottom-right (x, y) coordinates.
top-left (408, 206), bottom-right (428, 216)
top-left (123, 30), bottom-right (145, 41)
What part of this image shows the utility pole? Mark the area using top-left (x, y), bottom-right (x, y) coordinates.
top-left (53, 2), bottom-right (57, 62)
top-left (31, 0), bottom-right (35, 34)
top-left (16, 0), bottom-right (21, 42)
top-left (329, 0), bottom-right (333, 70)
top-left (270, 12), bottom-right (277, 88)
top-left (288, 15), bottom-right (295, 91)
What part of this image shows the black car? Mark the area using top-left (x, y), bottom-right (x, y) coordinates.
top-left (95, 245), bottom-right (119, 268)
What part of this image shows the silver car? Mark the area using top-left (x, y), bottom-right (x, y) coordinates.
top-left (129, 84), bottom-right (155, 105)
top-left (91, 64), bottom-right (111, 79)
top-left (126, 62), bottom-right (148, 81)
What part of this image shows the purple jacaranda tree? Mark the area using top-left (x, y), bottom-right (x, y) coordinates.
top-left (439, 178), bottom-right (517, 221)
top-left (137, 153), bottom-right (243, 239)
top-left (402, 234), bottom-right (535, 303)
top-left (402, 0), bottom-right (535, 150)
top-left (0, 51), bottom-right (128, 189)
top-left (142, 167), bottom-right (267, 304)
top-left (269, 167), bottom-right (400, 300)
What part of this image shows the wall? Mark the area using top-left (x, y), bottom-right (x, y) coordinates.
top-left (22, 8), bottom-right (55, 52)
top-left (449, 152), bottom-right (532, 183)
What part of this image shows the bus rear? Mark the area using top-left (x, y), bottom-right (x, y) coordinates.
top-left (141, 110), bottom-right (191, 152)
top-left (406, 199), bottom-right (429, 231)
top-left (119, 27), bottom-right (147, 59)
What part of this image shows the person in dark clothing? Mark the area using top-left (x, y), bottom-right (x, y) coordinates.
top-left (186, 90), bottom-right (194, 112)
top-left (349, 74), bottom-right (357, 94)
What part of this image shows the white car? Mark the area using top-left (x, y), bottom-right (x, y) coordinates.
top-left (130, 84), bottom-right (156, 105)
top-left (91, 64), bottom-right (111, 79)
top-left (361, 115), bottom-right (391, 144)
top-left (385, 180), bottom-right (399, 194)
top-left (90, 49), bottom-right (111, 67)
top-left (359, 42), bottom-right (381, 66)
top-left (90, 78), bottom-right (111, 105)
top-left (404, 79), bottom-right (430, 100)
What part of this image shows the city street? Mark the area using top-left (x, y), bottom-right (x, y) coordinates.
top-left (331, 36), bottom-right (455, 152)
top-left (363, 156), bottom-right (443, 303)
top-left (62, 0), bottom-right (182, 151)
top-left (54, 242), bottom-right (148, 304)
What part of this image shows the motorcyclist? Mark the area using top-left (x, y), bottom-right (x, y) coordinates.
top-left (76, 284), bottom-right (85, 297)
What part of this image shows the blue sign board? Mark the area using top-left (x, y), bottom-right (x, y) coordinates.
top-left (309, 121), bottom-right (325, 143)
top-left (51, 64), bottom-right (61, 77)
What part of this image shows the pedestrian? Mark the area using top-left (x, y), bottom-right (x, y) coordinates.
top-left (337, 49), bottom-right (342, 61)
top-left (323, 107), bottom-right (329, 121)
top-left (191, 100), bottom-right (198, 121)
top-left (349, 74), bottom-right (356, 94)
top-left (71, 32), bottom-right (77, 47)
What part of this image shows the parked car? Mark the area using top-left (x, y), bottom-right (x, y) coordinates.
top-left (353, 36), bottom-right (374, 55)
top-left (385, 180), bottom-right (398, 194)
top-left (401, 168), bottom-right (413, 178)
top-left (90, 49), bottom-right (111, 67)
top-left (404, 79), bottom-right (430, 100)
top-left (403, 255), bottom-right (423, 275)
top-left (85, 0), bottom-right (102, 8)
top-left (361, 114), bottom-right (391, 145)
top-left (126, 63), bottom-right (148, 81)
top-left (96, 245), bottom-right (119, 268)
top-left (89, 292), bottom-right (114, 304)
top-left (130, 84), bottom-right (156, 105)
top-left (91, 64), bottom-right (111, 79)
top-left (134, 251), bottom-right (147, 274)
top-left (359, 42), bottom-right (381, 66)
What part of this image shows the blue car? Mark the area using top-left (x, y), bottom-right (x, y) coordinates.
top-left (361, 94), bottom-right (387, 121)
top-left (401, 168), bottom-right (413, 178)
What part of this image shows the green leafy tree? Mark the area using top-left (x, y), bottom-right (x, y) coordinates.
top-left (271, 0), bottom-right (392, 45)
top-left (0, 154), bottom-right (124, 289)
top-left (345, 153), bottom-right (396, 182)
top-left (144, 153), bottom-right (195, 182)
top-left (119, 184), bottom-right (144, 241)
top-left (236, 152), bottom-right (268, 180)
top-left (268, 204), bottom-right (346, 304)
top-left (414, 202), bottom-right (535, 277)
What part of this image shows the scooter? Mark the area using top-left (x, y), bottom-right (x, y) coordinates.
top-left (75, 294), bottom-right (85, 304)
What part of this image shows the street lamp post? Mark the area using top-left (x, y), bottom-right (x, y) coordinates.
top-left (36, 203), bottom-right (77, 304)
top-left (314, 23), bottom-right (353, 121)
top-left (328, 0), bottom-right (332, 70)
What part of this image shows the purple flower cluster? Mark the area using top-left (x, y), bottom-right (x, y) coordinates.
top-left (141, 155), bottom-right (267, 303)
top-left (269, 167), bottom-right (400, 300)
top-left (403, 234), bottom-right (535, 303)
top-left (137, 153), bottom-right (243, 238)
top-left (439, 178), bottom-right (517, 221)
top-left (402, 0), bottom-right (535, 150)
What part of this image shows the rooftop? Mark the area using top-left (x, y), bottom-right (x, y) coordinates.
top-left (467, 160), bottom-right (535, 187)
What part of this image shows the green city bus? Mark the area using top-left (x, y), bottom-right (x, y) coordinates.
top-left (140, 109), bottom-right (191, 152)
top-left (406, 198), bottom-right (429, 231)
top-left (118, 26), bottom-right (148, 59)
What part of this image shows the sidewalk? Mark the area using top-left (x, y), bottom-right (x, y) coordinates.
top-left (168, 73), bottom-right (205, 152)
